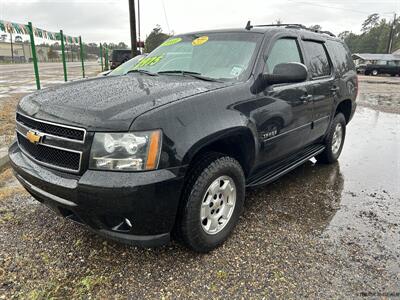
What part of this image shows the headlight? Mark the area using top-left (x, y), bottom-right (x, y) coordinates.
top-left (89, 130), bottom-right (162, 171)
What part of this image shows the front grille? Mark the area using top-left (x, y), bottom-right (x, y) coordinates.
top-left (17, 133), bottom-right (81, 172)
top-left (16, 113), bottom-right (85, 141)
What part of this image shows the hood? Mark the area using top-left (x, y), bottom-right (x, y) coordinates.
top-left (18, 74), bottom-right (226, 131)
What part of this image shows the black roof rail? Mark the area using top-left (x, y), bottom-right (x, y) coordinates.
top-left (244, 21), bottom-right (336, 37)
top-left (245, 20), bottom-right (252, 30)
top-left (254, 23), bottom-right (307, 29)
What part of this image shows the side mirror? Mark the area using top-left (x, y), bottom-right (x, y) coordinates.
top-left (262, 62), bottom-right (308, 85)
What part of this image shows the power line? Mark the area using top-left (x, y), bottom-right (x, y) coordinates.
top-left (287, 0), bottom-right (396, 15)
top-left (161, 0), bottom-right (170, 33)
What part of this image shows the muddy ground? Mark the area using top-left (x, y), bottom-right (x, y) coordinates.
top-left (0, 74), bottom-right (399, 299)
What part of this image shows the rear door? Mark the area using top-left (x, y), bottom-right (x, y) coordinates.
top-left (301, 40), bottom-right (335, 141)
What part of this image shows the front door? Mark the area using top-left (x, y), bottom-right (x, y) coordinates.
top-left (253, 37), bottom-right (314, 166)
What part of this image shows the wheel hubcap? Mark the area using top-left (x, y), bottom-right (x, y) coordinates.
top-left (331, 123), bottom-right (343, 155)
top-left (200, 176), bottom-right (236, 235)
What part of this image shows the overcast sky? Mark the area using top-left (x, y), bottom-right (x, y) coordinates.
top-left (0, 0), bottom-right (399, 44)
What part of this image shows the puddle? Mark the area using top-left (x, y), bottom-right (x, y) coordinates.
top-left (246, 106), bottom-right (400, 275)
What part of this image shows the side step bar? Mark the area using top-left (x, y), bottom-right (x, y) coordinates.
top-left (246, 144), bottom-right (325, 187)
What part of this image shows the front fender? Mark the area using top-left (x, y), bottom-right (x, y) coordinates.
top-left (131, 83), bottom-right (259, 171)
top-left (180, 126), bottom-right (258, 168)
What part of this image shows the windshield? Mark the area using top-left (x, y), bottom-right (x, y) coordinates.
top-left (130, 32), bottom-right (262, 81)
top-left (109, 55), bottom-right (146, 76)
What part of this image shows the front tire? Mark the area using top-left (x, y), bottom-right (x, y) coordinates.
top-left (316, 113), bottom-right (346, 164)
top-left (176, 153), bottom-right (245, 252)
top-left (371, 69), bottom-right (378, 76)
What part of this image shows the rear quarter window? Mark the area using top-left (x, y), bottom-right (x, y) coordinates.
top-left (326, 40), bottom-right (354, 73)
top-left (303, 41), bottom-right (331, 78)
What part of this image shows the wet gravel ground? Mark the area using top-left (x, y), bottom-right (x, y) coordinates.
top-left (0, 75), bottom-right (399, 298)
top-left (0, 61), bottom-right (100, 99)
top-left (0, 62), bottom-right (102, 149)
top-left (358, 75), bottom-right (400, 114)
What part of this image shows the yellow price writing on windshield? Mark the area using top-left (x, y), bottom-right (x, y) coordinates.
top-left (133, 55), bottom-right (164, 69)
top-left (161, 37), bottom-right (182, 46)
top-left (192, 36), bottom-right (209, 46)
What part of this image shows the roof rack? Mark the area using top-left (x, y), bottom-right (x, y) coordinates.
top-left (244, 21), bottom-right (336, 37)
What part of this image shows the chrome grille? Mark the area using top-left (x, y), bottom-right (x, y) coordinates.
top-left (15, 113), bottom-right (86, 173)
top-left (17, 133), bottom-right (81, 171)
top-left (16, 113), bottom-right (86, 142)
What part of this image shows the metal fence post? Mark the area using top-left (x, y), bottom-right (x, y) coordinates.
top-left (79, 36), bottom-right (85, 78)
top-left (27, 22), bottom-right (40, 90)
top-left (60, 30), bottom-right (67, 82)
top-left (100, 43), bottom-right (104, 71)
top-left (105, 47), bottom-right (109, 70)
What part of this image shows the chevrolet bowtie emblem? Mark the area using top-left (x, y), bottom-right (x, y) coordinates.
top-left (26, 130), bottom-right (42, 144)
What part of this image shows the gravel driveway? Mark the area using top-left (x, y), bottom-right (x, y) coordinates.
top-left (0, 76), bottom-right (399, 299)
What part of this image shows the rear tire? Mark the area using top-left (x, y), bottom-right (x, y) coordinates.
top-left (371, 69), bottom-right (378, 76)
top-left (316, 113), bottom-right (346, 164)
top-left (176, 153), bottom-right (245, 252)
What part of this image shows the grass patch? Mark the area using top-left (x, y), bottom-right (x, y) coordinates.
top-left (0, 186), bottom-right (26, 201)
top-left (0, 94), bottom-right (27, 142)
top-left (0, 168), bottom-right (14, 186)
top-left (78, 275), bottom-right (106, 292)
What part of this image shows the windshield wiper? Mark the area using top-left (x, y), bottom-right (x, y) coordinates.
top-left (157, 70), bottom-right (222, 82)
top-left (127, 69), bottom-right (158, 76)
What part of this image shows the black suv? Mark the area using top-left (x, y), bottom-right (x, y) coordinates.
top-left (9, 24), bottom-right (357, 252)
top-left (357, 62), bottom-right (400, 76)
top-left (110, 49), bottom-right (133, 69)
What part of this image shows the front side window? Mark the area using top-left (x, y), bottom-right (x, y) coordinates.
top-left (303, 41), bottom-right (331, 78)
top-left (264, 38), bottom-right (302, 73)
top-left (130, 33), bottom-right (263, 81)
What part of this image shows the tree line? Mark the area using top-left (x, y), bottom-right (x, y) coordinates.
top-left (141, 16), bottom-right (400, 55)
top-left (339, 14), bottom-right (399, 54)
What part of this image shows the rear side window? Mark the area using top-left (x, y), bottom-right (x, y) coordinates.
top-left (264, 38), bottom-right (302, 73)
top-left (303, 41), bottom-right (331, 78)
top-left (326, 40), bottom-right (354, 73)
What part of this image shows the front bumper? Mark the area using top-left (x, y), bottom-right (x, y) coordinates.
top-left (9, 142), bottom-right (186, 247)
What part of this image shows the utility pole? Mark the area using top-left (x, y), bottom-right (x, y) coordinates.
top-left (128, 0), bottom-right (137, 57)
top-left (386, 13), bottom-right (397, 54)
top-left (10, 32), bottom-right (14, 63)
top-left (138, 0), bottom-right (141, 53)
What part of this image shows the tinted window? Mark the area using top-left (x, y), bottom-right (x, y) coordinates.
top-left (326, 40), bottom-right (354, 73)
top-left (387, 61), bottom-right (400, 66)
top-left (265, 38), bottom-right (302, 73)
top-left (303, 41), bottom-right (331, 78)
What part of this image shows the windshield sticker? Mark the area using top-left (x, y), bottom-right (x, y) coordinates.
top-left (192, 36), bottom-right (209, 46)
top-left (161, 37), bottom-right (182, 47)
top-left (133, 55), bottom-right (164, 69)
top-left (230, 66), bottom-right (244, 77)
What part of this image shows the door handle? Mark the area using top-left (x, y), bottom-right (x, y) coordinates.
top-left (330, 86), bottom-right (340, 93)
top-left (300, 94), bottom-right (312, 103)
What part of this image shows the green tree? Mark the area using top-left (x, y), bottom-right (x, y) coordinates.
top-left (361, 13), bottom-right (380, 32)
top-left (338, 31), bottom-right (350, 41)
top-left (339, 14), bottom-right (400, 54)
top-left (144, 25), bottom-right (170, 53)
top-left (117, 42), bottom-right (128, 49)
top-left (310, 24), bottom-right (322, 31)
